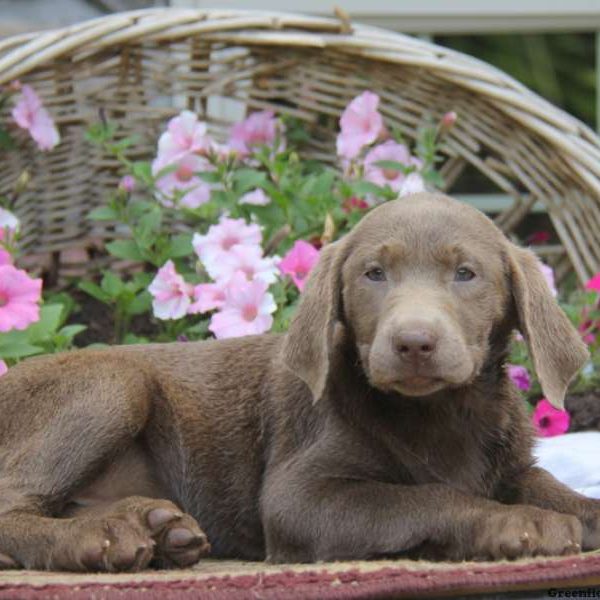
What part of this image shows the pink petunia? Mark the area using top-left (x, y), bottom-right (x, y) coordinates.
top-left (539, 262), bottom-right (557, 298)
top-left (0, 264), bottom-right (42, 332)
top-left (279, 240), bottom-right (320, 292)
top-left (0, 249), bottom-right (12, 266)
top-left (506, 364), bottom-right (531, 392)
top-left (239, 188), bottom-right (270, 206)
top-left (209, 273), bottom-right (276, 339)
top-left (585, 273), bottom-right (600, 293)
top-left (229, 111), bottom-right (282, 157)
top-left (11, 84), bottom-right (60, 151)
top-left (399, 172), bottom-right (426, 197)
top-left (0, 360), bottom-right (7, 377)
top-left (148, 260), bottom-right (194, 320)
top-left (336, 91), bottom-right (385, 160)
top-left (152, 153), bottom-right (213, 209)
top-left (188, 281), bottom-right (227, 314)
top-left (364, 140), bottom-right (422, 193)
top-left (192, 216), bottom-right (262, 267)
top-left (532, 398), bottom-right (570, 437)
top-left (157, 111), bottom-right (213, 163)
top-left (205, 244), bottom-right (279, 285)
top-left (118, 175), bottom-right (136, 193)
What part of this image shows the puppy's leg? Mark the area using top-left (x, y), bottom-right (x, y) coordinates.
top-left (0, 354), bottom-right (166, 571)
top-left (507, 466), bottom-right (600, 551)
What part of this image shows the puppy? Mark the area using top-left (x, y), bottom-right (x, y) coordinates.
top-left (0, 192), bottom-right (596, 572)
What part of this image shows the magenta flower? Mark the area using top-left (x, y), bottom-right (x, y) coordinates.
top-left (506, 364), bottom-right (531, 391)
top-left (148, 260), bottom-right (194, 320)
top-left (0, 264), bottom-right (42, 332)
top-left (152, 153), bottom-right (213, 209)
top-left (11, 85), bottom-right (60, 151)
top-left (585, 273), bottom-right (600, 293)
top-left (239, 188), bottom-right (270, 206)
top-left (229, 111), bottom-right (281, 156)
top-left (188, 282), bottom-right (227, 314)
top-left (157, 110), bottom-right (213, 163)
top-left (209, 273), bottom-right (276, 339)
top-left (539, 262), bottom-right (557, 297)
top-left (533, 398), bottom-right (570, 437)
top-left (364, 140), bottom-right (422, 193)
top-left (192, 216), bottom-right (262, 268)
top-left (336, 91), bottom-right (385, 160)
top-left (279, 240), bottom-right (320, 292)
top-left (0, 360), bottom-right (7, 377)
top-left (118, 175), bottom-right (136, 193)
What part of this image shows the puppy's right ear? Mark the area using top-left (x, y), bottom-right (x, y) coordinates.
top-left (281, 240), bottom-right (347, 402)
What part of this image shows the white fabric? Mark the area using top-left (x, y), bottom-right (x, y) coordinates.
top-left (533, 432), bottom-right (600, 499)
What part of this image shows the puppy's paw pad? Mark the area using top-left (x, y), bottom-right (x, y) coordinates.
top-left (147, 508), bottom-right (182, 531)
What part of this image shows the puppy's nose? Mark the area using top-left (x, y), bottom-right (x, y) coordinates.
top-left (394, 329), bottom-right (438, 360)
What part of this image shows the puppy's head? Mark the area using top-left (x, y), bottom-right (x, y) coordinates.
top-left (282, 193), bottom-right (588, 408)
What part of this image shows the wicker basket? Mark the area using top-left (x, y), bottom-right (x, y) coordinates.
top-left (1, 8), bottom-right (599, 283)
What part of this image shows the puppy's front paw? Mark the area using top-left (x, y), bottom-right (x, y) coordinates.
top-left (581, 500), bottom-right (600, 550)
top-left (467, 507), bottom-right (582, 561)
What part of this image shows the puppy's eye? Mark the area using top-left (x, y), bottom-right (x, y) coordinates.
top-left (455, 267), bottom-right (476, 282)
top-left (365, 267), bottom-right (386, 282)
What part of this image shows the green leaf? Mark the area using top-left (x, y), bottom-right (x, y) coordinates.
top-left (25, 304), bottom-right (64, 342)
top-left (372, 160), bottom-right (414, 174)
top-left (85, 122), bottom-right (117, 145)
top-left (131, 161), bottom-right (153, 185)
top-left (58, 324), bottom-right (87, 340)
top-left (196, 171), bottom-right (221, 184)
top-left (233, 169), bottom-right (267, 193)
top-left (168, 233), bottom-right (193, 258)
top-left (101, 272), bottom-right (124, 297)
top-left (78, 281), bottom-right (112, 304)
top-left (0, 339), bottom-right (44, 359)
top-left (88, 206), bottom-right (118, 221)
top-left (0, 128), bottom-right (15, 151)
top-left (127, 291), bottom-right (152, 316)
top-left (106, 240), bottom-right (144, 261)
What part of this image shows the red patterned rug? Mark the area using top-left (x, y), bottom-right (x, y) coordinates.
top-left (1, 554), bottom-right (600, 599)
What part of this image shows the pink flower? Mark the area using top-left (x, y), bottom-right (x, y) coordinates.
top-left (532, 398), bottom-right (570, 437)
top-left (399, 172), bottom-right (426, 197)
top-left (0, 264), bottom-right (42, 332)
top-left (526, 231), bottom-right (551, 245)
top-left (585, 273), bottom-right (600, 293)
top-left (0, 249), bottom-right (12, 266)
top-left (148, 260), bottom-right (194, 320)
top-left (336, 91), bottom-right (384, 159)
top-left (364, 140), bottom-right (422, 193)
top-left (157, 111), bottom-right (213, 163)
top-left (229, 111), bottom-right (282, 156)
top-left (192, 216), bottom-right (262, 267)
top-left (118, 175), bottom-right (136, 193)
top-left (239, 188), bottom-right (270, 206)
top-left (279, 240), bottom-right (320, 292)
top-left (506, 364), bottom-right (531, 391)
top-left (188, 281), bottom-right (227, 314)
top-left (205, 244), bottom-right (279, 285)
top-left (0, 360), bottom-right (7, 377)
top-left (152, 153), bottom-right (213, 209)
top-left (209, 273), bottom-right (276, 339)
top-left (11, 84), bottom-right (60, 151)
top-left (539, 262), bottom-right (557, 297)
top-left (440, 111), bottom-right (457, 130)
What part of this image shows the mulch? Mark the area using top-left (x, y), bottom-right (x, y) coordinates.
top-left (1, 554), bottom-right (600, 599)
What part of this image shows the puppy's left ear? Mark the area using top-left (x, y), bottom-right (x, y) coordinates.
top-left (508, 244), bottom-right (589, 409)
